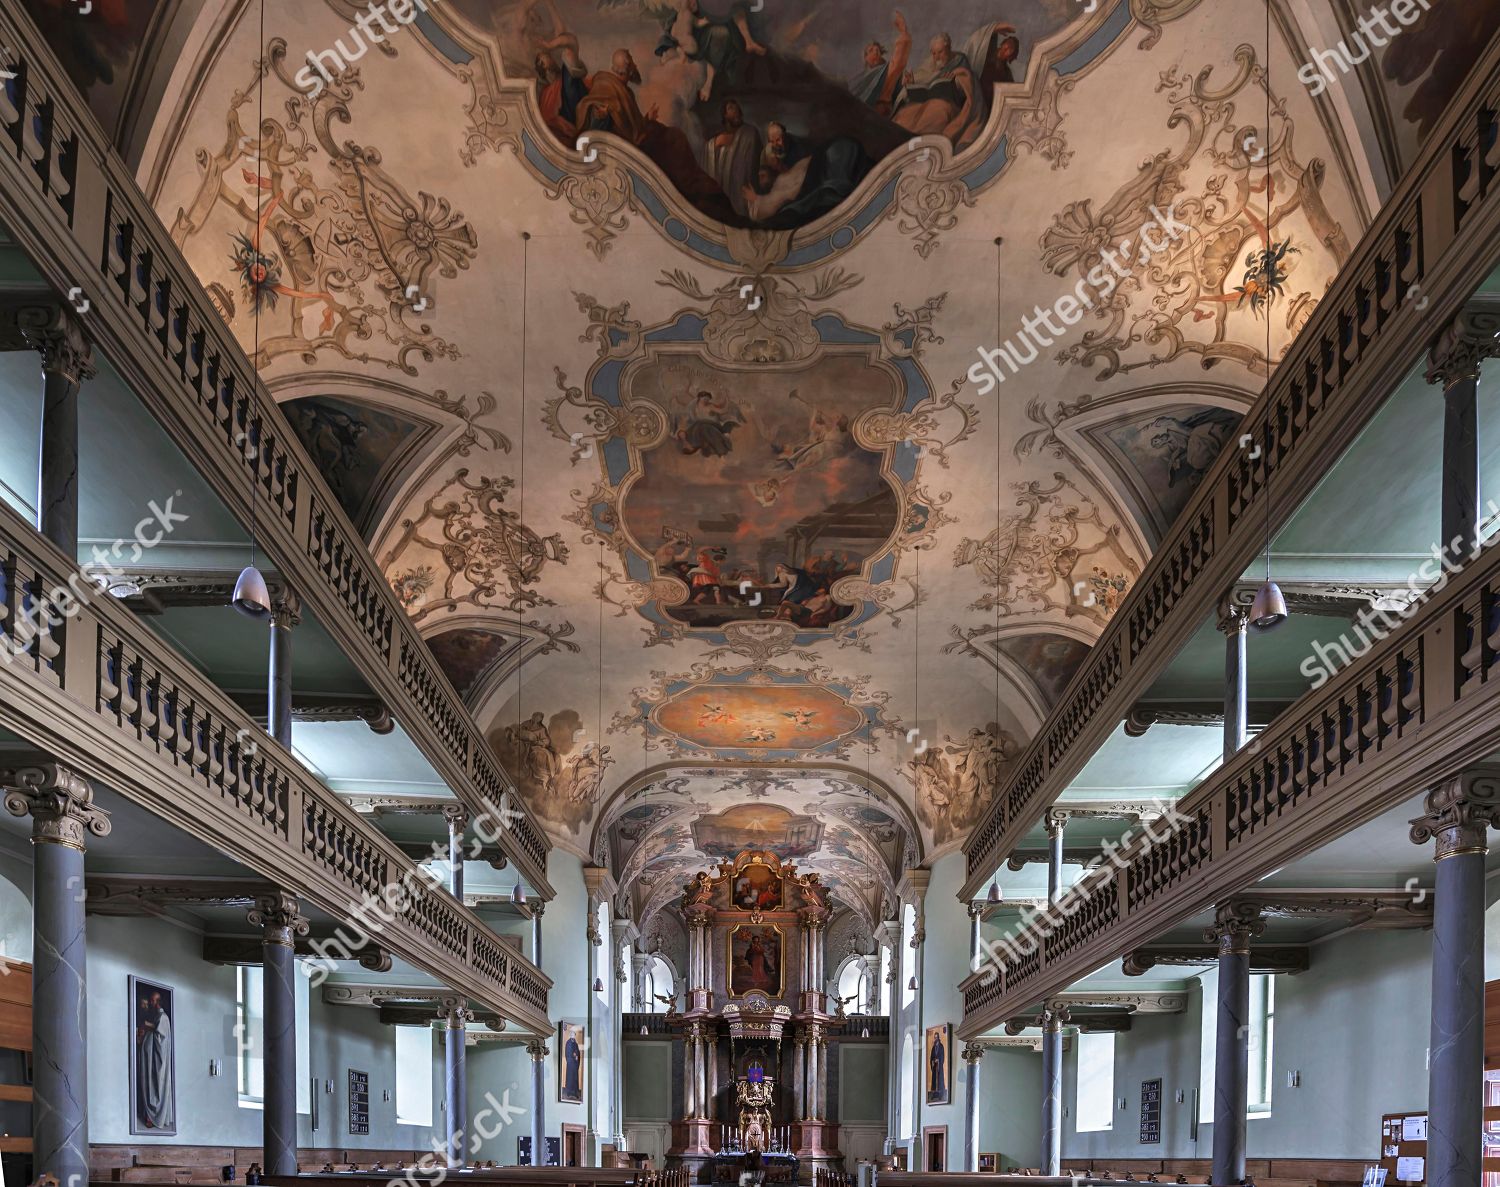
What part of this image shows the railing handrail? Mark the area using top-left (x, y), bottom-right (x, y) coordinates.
top-left (0, 496), bottom-right (553, 1033)
top-left (960, 25), bottom-right (1500, 898)
top-left (0, 2), bottom-right (552, 895)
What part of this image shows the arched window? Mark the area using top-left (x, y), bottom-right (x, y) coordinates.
top-left (643, 955), bottom-right (676, 1011)
top-left (836, 956), bottom-right (867, 1011)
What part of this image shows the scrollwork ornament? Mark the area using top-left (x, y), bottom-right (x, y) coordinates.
top-left (1410, 772), bottom-right (1500, 860)
top-left (1, 764), bottom-right (112, 849)
top-left (248, 891), bottom-right (312, 947)
top-left (1203, 900), bottom-right (1265, 954)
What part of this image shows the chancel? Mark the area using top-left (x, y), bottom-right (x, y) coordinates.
top-left (3, 3), bottom-right (1500, 1187)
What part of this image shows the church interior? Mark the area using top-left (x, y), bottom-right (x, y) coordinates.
top-left (2, 2), bottom-right (1500, 1187)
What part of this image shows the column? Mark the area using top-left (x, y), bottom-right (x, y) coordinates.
top-left (962, 1044), bottom-right (984, 1172)
top-left (528, 1039), bottom-right (549, 1166)
top-left (793, 1035), bottom-right (807, 1121)
top-left (1411, 773), bottom-right (1500, 1187)
top-left (685, 904), bottom-right (710, 1011)
top-left (816, 1030), bottom-right (828, 1121)
top-left (1039, 1004), bottom-right (1069, 1176)
top-left (267, 591), bottom-right (299, 749)
top-left (1219, 604), bottom-right (1249, 762)
top-left (441, 998), bottom-right (472, 1168)
top-left (632, 952), bottom-right (651, 1012)
top-left (1426, 307), bottom-right (1500, 562)
top-left (683, 1023), bottom-right (700, 1118)
top-left (2, 764), bottom-right (111, 1185)
top-left (908, 871), bottom-right (929, 1149)
top-left (585, 888), bottom-right (602, 1157)
top-left (611, 918), bottom-right (634, 1148)
top-left (968, 902), bottom-right (984, 969)
top-left (532, 901), bottom-right (545, 969)
top-left (444, 806), bottom-right (468, 902)
top-left (806, 1024), bottom-right (823, 1121)
top-left (35, 309), bottom-right (93, 558)
top-left (1205, 902), bottom-right (1265, 1187)
top-left (248, 892), bottom-right (310, 1177)
top-left (1045, 811), bottom-right (1066, 904)
top-left (861, 953), bottom-right (881, 1014)
top-left (878, 919), bottom-right (900, 1154)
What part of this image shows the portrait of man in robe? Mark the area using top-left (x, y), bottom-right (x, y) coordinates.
top-left (558, 1021), bottom-right (586, 1104)
top-left (728, 924), bottom-right (784, 997)
top-left (925, 1023), bottom-right (951, 1105)
top-left (130, 976), bottom-right (177, 1135)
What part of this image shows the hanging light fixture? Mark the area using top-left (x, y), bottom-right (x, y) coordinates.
top-left (233, 0), bottom-right (271, 621)
top-left (907, 974), bottom-right (918, 991)
top-left (860, 1026), bottom-right (870, 1039)
top-left (593, 977), bottom-right (605, 993)
top-left (640, 1023), bottom-right (648, 1035)
top-left (511, 881), bottom-right (527, 906)
top-left (986, 882), bottom-right (1001, 903)
top-left (1248, 0), bottom-right (1287, 635)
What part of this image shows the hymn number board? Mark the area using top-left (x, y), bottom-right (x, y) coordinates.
top-left (1139, 1078), bottom-right (1163, 1145)
top-left (348, 1069), bottom-right (370, 1135)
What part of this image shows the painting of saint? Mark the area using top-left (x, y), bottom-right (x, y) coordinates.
top-left (558, 1021), bottom-right (586, 1103)
top-left (130, 976), bottom-right (177, 1135)
top-left (462, 0), bottom-right (1080, 231)
top-left (728, 925), bottom-right (784, 997)
top-left (731, 864), bottom-right (783, 911)
top-left (491, 708), bottom-right (615, 836)
top-left (925, 1023), bottom-right (951, 1106)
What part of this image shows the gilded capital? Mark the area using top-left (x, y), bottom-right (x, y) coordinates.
top-left (1204, 900), bottom-right (1265, 955)
top-left (1410, 771), bottom-right (1500, 860)
top-left (2, 763), bottom-right (112, 849)
top-left (248, 891), bottom-right (311, 947)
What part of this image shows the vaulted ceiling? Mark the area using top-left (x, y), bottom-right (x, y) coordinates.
top-left (33, 0), bottom-right (1494, 921)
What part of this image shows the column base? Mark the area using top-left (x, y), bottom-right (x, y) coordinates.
top-left (793, 1121), bottom-right (841, 1161)
top-left (671, 1119), bottom-right (717, 1158)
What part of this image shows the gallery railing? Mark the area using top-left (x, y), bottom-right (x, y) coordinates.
top-left (959, 522), bottom-right (1500, 1036)
top-left (0, 498), bottom-right (552, 1034)
top-left (959, 26), bottom-right (1500, 898)
top-left (0, 2), bottom-right (552, 895)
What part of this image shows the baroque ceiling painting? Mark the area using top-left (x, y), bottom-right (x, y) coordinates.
top-left (142, 0), bottom-right (1381, 880)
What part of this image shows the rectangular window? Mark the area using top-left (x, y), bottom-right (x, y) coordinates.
top-left (395, 1025), bottom-right (434, 1127)
top-left (236, 963), bottom-right (312, 1113)
top-left (1075, 1032), bottom-right (1115, 1132)
top-left (1199, 971), bottom-right (1274, 1121)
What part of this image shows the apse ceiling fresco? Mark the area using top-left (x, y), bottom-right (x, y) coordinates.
top-left (111, 0), bottom-right (1485, 914)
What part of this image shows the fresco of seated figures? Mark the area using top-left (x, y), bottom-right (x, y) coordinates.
top-left (450, 0), bottom-right (1083, 230)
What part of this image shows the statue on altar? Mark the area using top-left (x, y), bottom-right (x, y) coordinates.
top-left (735, 1076), bottom-right (774, 1152)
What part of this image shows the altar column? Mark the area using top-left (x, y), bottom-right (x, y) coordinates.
top-left (793, 1034), bottom-right (807, 1121)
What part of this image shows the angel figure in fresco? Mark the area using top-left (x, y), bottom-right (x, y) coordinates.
top-left (685, 870), bottom-right (715, 907)
top-left (673, 389), bottom-right (746, 458)
top-left (782, 708), bottom-right (816, 730)
top-left (771, 391), bottom-right (854, 473)
top-left (744, 726), bottom-right (777, 743)
top-left (699, 702), bottom-right (733, 726)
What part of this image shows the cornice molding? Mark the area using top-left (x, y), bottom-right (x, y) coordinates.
top-left (1122, 945), bottom-right (1311, 977)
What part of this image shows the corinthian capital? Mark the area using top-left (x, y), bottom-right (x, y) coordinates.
top-left (2, 763), bottom-right (112, 849)
top-left (1204, 900), bottom-right (1265, 954)
top-left (438, 996), bottom-right (474, 1027)
top-left (527, 1038), bottom-right (550, 1061)
top-left (961, 1043), bottom-right (986, 1064)
top-left (1427, 303), bottom-right (1500, 389)
top-left (248, 891), bottom-right (311, 947)
top-left (0, 301), bottom-right (96, 385)
top-left (1410, 769), bottom-right (1500, 859)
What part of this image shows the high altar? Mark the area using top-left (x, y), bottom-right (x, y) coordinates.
top-left (665, 850), bottom-right (842, 1182)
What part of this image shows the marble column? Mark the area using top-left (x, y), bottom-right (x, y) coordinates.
top-left (1206, 902), bottom-right (1265, 1187)
top-left (248, 892), bottom-right (310, 1177)
top-left (585, 891), bottom-right (602, 1156)
top-left (962, 1044), bottom-right (984, 1171)
top-left (793, 1035), bottom-right (807, 1121)
top-left (528, 1039), bottom-right (549, 1166)
top-left (1411, 773), bottom-right (1500, 1187)
top-left (1426, 306), bottom-right (1500, 563)
top-left (878, 918), bottom-right (901, 1154)
top-left (807, 1024), bottom-right (823, 1121)
top-left (816, 1032), bottom-right (828, 1121)
top-left (532, 901), bottom-right (545, 969)
top-left (444, 806), bottom-right (468, 903)
top-left (2, 764), bottom-right (111, 1185)
top-left (1219, 605), bottom-right (1249, 763)
top-left (442, 998), bottom-right (471, 1168)
top-left (684, 1023), bottom-right (700, 1118)
top-left (1045, 812), bottom-right (1066, 904)
top-left (1039, 1004), bottom-right (1068, 1176)
top-left (631, 951), bottom-right (650, 1012)
top-left (267, 592), bottom-right (299, 750)
top-left (967, 902), bottom-right (984, 970)
top-left (35, 310), bottom-right (93, 559)
top-left (908, 871), bottom-right (929, 1148)
top-left (611, 918), bottom-right (634, 1148)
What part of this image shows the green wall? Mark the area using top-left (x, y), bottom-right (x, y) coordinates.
top-left (623, 1042), bottom-right (673, 1122)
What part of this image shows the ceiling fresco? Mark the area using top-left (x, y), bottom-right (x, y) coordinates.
top-left (131, 0), bottom-right (1400, 897)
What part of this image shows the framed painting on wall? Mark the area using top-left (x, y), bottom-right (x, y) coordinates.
top-left (558, 1021), bottom-right (586, 1104)
top-left (924, 1023), bottom-right (951, 1106)
top-left (129, 975), bottom-right (177, 1135)
top-left (727, 924), bottom-right (785, 998)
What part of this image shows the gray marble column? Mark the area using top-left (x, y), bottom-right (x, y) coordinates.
top-left (1039, 1005), bottom-right (1068, 1175)
top-left (962, 1044), bottom-right (983, 1171)
top-left (1219, 606), bottom-right (1249, 762)
top-left (968, 902), bottom-right (983, 969)
top-left (3, 764), bottom-right (111, 1185)
top-left (268, 593), bottom-right (299, 750)
top-left (1206, 902), bottom-right (1264, 1186)
top-left (444, 806), bottom-right (468, 903)
top-left (528, 1039), bottom-right (549, 1165)
top-left (1045, 812), bottom-right (1066, 905)
top-left (532, 900), bottom-right (545, 969)
top-left (249, 892), bottom-right (310, 1177)
top-left (1411, 774), bottom-right (1500, 1187)
top-left (611, 918), bottom-right (633, 1147)
top-left (793, 1035), bottom-right (807, 1121)
top-left (36, 312), bottom-right (93, 560)
top-left (1426, 306), bottom-right (1500, 563)
top-left (442, 999), bottom-right (471, 1168)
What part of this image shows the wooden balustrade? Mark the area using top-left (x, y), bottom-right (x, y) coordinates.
top-left (960, 25), bottom-right (1500, 900)
top-left (0, 500), bottom-right (551, 1030)
top-left (961, 525), bottom-right (1500, 1034)
top-left (0, 1), bottom-right (551, 894)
